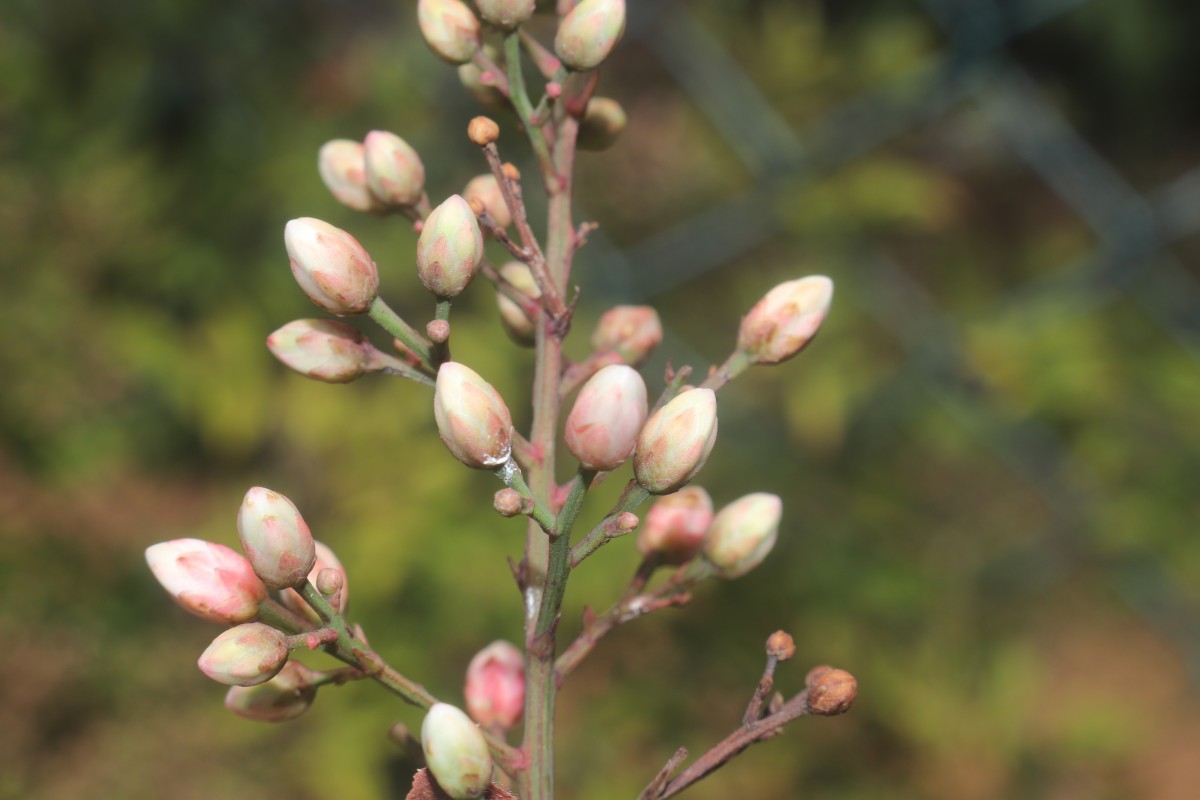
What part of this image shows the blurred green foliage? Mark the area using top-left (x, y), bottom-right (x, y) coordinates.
top-left (3, 1), bottom-right (1200, 798)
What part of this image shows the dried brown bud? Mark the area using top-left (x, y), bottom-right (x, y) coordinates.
top-left (493, 488), bottom-right (523, 517)
top-left (501, 162), bottom-right (521, 181)
top-left (805, 667), bottom-right (856, 716)
top-left (766, 630), bottom-right (795, 661)
top-left (467, 196), bottom-right (487, 217)
top-left (468, 116), bottom-right (501, 146)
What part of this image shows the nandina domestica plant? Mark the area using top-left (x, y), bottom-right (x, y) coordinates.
top-left (145, 1), bottom-right (855, 797)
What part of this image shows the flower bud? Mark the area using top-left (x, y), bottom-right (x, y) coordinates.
top-left (493, 488), bottom-right (523, 517)
top-left (224, 661), bottom-right (317, 723)
top-left (467, 116), bottom-right (501, 146)
top-left (495, 262), bottom-right (540, 346)
top-left (280, 541), bottom-right (350, 624)
top-left (564, 364), bottom-right (647, 471)
top-left (737, 276), bottom-right (833, 365)
top-left (637, 486), bottom-right (713, 564)
top-left (459, 52), bottom-right (508, 111)
top-left (464, 640), bottom-right (525, 730)
top-left (317, 139), bottom-right (375, 212)
top-left (766, 630), bottom-right (795, 661)
top-left (236, 487), bottom-right (317, 590)
top-left (421, 703), bottom-right (494, 799)
top-left (474, 0), bottom-right (535, 29)
top-left (316, 567), bottom-right (343, 597)
top-left (805, 666), bottom-right (857, 716)
top-left (285, 218), bottom-right (379, 315)
top-left (434, 363), bottom-right (513, 469)
top-left (554, 0), bottom-right (626, 72)
top-left (463, 174), bottom-right (511, 230)
top-left (364, 130), bottom-right (426, 208)
top-left (198, 623), bottom-right (289, 687)
top-left (146, 539), bottom-right (267, 625)
top-left (267, 319), bottom-right (372, 384)
top-left (577, 97), bottom-right (627, 151)
top-left (702, 493), bottom-right (781, 578)
top-left (591, 305), bottom-right (662, 366)
top-left (418, 0), bottom-right (481, 65)
top-left (633, 389), bottom-right (718, 494)
top-left (417, 195), bottom-right (485, 299)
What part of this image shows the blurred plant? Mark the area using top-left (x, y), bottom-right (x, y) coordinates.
top-left (145, 1), bottom-right (853, 797)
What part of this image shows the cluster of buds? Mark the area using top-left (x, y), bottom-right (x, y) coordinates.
top-left (319, 131), bottom-right (427, 213)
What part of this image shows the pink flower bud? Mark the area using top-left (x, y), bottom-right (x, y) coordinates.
top-left (591, 305), bottom-right (662, 366)
top-left (364, 130), bottom-right (426, 208)
top-left (737, 276), bottom-right (833, 365)
top-left (417, 195), bottom-right (485, 299)
top-left (145, 538), bottom-right (267, 625)
top-left (237, 487), bottom-right (317, 590)
top-left (564, 364), bottom-right (647, 471)
top-left (578, 96), bottom-right (627, 151)
top-left (417, 0), bottom-right (481, 65)
top-left (198, 622), bottom-right (289, 686)
top-left (463, 173), bottom-right (511, 229)
top-left (266, 319), bottom-right (372, 383)
top-left (703, 493), bottom-right (782, 578)
top-left (421, 703), bottom-right (494, 799)
top-left (475, 0), bottom-right (535, 29)
top-left (280, 541), bottom-right (350, 624)
top-left (317, 139), bottom-right (376, 212)
top-left (633, 388), bottom-right (718, 494)
top-left (464, 640), bottom-right (525, 730)
top-left (637, 486), bottom-right (714, 564)
top-left (495, 261), bottom-right (540, 346)
top-left (555, 0), bottom-right (626, 72)
top-left (224, 661), bottom-right (317, 723)
top-left (434, 363), bottom-right (514, 469)
top-left (285, 218), bottom-right (379, 315)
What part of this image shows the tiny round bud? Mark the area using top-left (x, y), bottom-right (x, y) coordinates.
top-left (459, 53), bottom-right (509, 111)
top-left (637, 486), bottom-right (714, 564)
top-left (737, 276), bottom-right (834, 365)
top-left (467, 116), bottom-right (501, 146)
top-left (316, 567), bottom-right (343, 597)
top-left (464, 174), bottom-right (512, 229)
top-left (702, 492), bottom-right (782, 579)
top-left (545, 81), bottom-right (563, 99)
top-left (267, 319), bottom-right (372, 384)
top-left (237, 488), bottom-right (317, 590)
top-left (280, 541), bottom-right (349, 624)
top-left (224, 661), bottom-right (317, 723)
top-left (145, 539), bottom-right (267, 625)
top-left (555, 0), bottom-right (626, 71)
top-left (633, 388), bottom-right (718, 494)
top-left (805, 667), bottom-right (857, 716)
top-left (417, 0), bottom-right (481, 64)
top-left (421, 703), bottom-right (494, 799)
top-left (578, 96), bottom-right (627, 151)
top-left (285, 218), bottom-right (379, 315)
top-left (434, 362), bottom-right (514, 469)
top-left (474, 0), bottom-right (535, 29)
top-left (495, 262), bottom-right (541, 347)
top-left (317, 139), bottom-right (376, 212)
top-left (417, 195), bottom-right (485, 299)
top-left (427, 319), bottom-right (451, 344)
top-left (564, 364), bottom-right (648, 471)
top-left (501, 162), bottom-right (521, 181)
top-left (364, 130), bottom-right (426, 208)
top-left (493, 488), bottom-right (523, 517)
top-left (611, 511), bottom-right (639, 533)
top-left (464, 640), bottom-right (525, 730)
top-left (766, 630), bottom-right (796, 661)
top-left (198, 623), bottom-right (289, 687)
top-left (591, 305), bottom-right (662, 366)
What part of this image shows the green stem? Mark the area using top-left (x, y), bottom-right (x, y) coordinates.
top-left (505, 33), bottom-right (554, 178)
top-left (368, 297), bottom-right (433, 368)
top-left (257, 596), bottom-right (313, 634)
top-left (535, 470), bottom-right (593, 637)
top-left (570, 481), bottom-right (651, 567)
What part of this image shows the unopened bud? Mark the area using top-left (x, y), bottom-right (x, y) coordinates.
top-left (702, 493), bottom-right (781, 579)
top-left (459, 52), bottom-right (508, 111)
top-left (805, 667), bottom-right (857, 716)
top-left (766, 630), bottom-right (795, 661)
top-left (316, 567), bottom-right (343, 597)
top-left (464, 174), bottom-right (512, 229)
top-left (495, 262), bottom-right (541, 347)
top-left (145, 539), bottom-right (267, 625)
top-left (236, 487), bottom-right (316, 591)
top-left (474, 0), bottom-right (535, 29)
top-left (564, 364), bottom-right (647, 471)
top-left (555, 0), bottom-right (626, 72)
top-left (637, 486), bottom-right (713, 564)
top-left (364, 130), bottom-right (426, 208)
top-left (198, 623), bottom-right (289, 687)
top-left (611, 511), bottom-right (639, 534)
top-left (464, 640), bottom-right (525, 730)
top-left (317, 139), bottom-right (375, 212)
top-left (427, 319), bottom-right (451, 344)
top-left (421, 703), bottom-right (494, 799)
top-left (224, 661), bottom-right (317, 723)
top-left (285, 218), bottom-right (379, 315)
top-left (737, 276), bottom-right (833, 365)
top-left (634, 388), bottom-right (718, 494)
top-left (418, 0), bottom-right (481, 64)
top-left (434, 363), bottom-right (514, 469)
top-left (417, 195), bottom-right (485, 299)
top-left (493, 488), bottom-right (523, 517)
top-left (267, 319), bottom-right (372, 383)
top-left (280, 541), bottom-right (350, 624)
top-left (467, 116), bottom-right (501, 146)
top-left (591, 305), bottom-right (662, 366)
top-left (577, 96), bottom-right (627, 151)
top-left (501, 162), bottom-right (521, 181)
